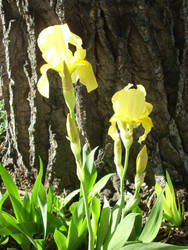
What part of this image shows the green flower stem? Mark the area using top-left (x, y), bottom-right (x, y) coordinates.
top-left (114, 147), bottom-right (130, 229)
top-left (64, 87), bottom-right (93, 249)
top-left (70, 110), bottom-right (75, 121)
top-left (122, 186), bottom-right (141, 218)
top-left (81, 182), bottom-right (94, 250)
top-left (62, 63), bottom-right (76, 120)
top-left (120, 147), bottom-right (130, 220)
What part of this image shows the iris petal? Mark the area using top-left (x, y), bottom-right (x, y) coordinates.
top-left (112, 89), bottom-right (145, 121)
top-left (138, 117), bottom-right (153, 143)
top-left (70, 48), bottom-right (86, 64)
top-left (108, 122), bottom-right (119, 141)
top-left (38, 25), bottom-right (67, 71)
top-left (137, 84), bottom-right (146, 96)
top-left (74, 60), bottom-right (98, 92)
top-left (141, 102), bottom-right (153, 118)
top-left (124, 83), bottom-right (134, 90)
top-left (63, 24), bottom-right (83, 48)
top-left (37, 64), bottom-right (51, 98)
top-left (125, 89), bottom-right (145, 120)
top-left (37, 24), bottom-right (98, 95)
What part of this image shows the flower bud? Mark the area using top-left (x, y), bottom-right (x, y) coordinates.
top-left (108, 122), bottom-right (123, 177)
top-left (136, 145), bottom-right (148, 174)
top-left (66, 113), bottom-right (81, 162)
top-left (134, 172), bottom-right (146, 190)
top-left (114, 138), bottom-right (123, 178)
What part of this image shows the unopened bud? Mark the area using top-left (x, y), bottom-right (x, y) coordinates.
top-left (108, 122), bottom-right (123, 177)
top-left (136, 145), bottom-right (148, 174)
top-left (66, 114), bottom-right (81, 162)
top-left (134, 172), bottom-right (146, 189)
top-left (114, 139), bottom-right (123, 178)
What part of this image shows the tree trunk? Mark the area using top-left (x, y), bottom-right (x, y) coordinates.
top-left (0, 0), bottom-right (188, 192)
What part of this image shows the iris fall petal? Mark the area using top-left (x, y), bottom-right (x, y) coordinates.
top-left (74, 60), bottom-right (98, 92)
top-left (138, 117), bottom-right (153, 143)
top-left (37, 64), bottom-right (51, 98)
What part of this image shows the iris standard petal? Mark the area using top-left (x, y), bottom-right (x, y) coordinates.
top-left (70, 48), bottom-right (86, 65)
top-left (125, 89), bottom-right (145, 120)
top-left (124, 83), bottom-right (134, 90)
top-left (38, 25), bottom-right (68, 71)
top-left (137, 84), bottom-right (146, 96)
top-left (112, 90), bottom-right (126, 118)
top-left (63, 23), bottom-right (83, 48)
top-left (138, 117), bottom-right (153, 143)
top-left (37, 24), bottom-right (98, 97)
top-left (37, 64), bottom-right (51, 98)
top-left (112, 88), bottom-right (145, 121)
top-left (69, 48), bottom-right (86, 71)
top-left (62, 24), bottom-right (86, 65)
top-left (74, 60), bottom-right (98, 92)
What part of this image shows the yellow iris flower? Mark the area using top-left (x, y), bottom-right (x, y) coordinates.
top-left (37, 24), bottom-right (98, 98)
top-left (109, 84), bottom-right (153, 143)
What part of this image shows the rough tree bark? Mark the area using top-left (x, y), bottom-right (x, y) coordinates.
top-left (0, 0), bottom-right (188, 192)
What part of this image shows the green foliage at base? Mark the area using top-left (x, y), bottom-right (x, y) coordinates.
top-left (0, 154), bottom-right (187, 250)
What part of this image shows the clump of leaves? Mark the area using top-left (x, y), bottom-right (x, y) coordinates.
top-left (0, 159), bottom-right (71, 249)
top-left (155, 171), bottom-right (184, 227)
top-left (0, 152), bottom-right (113, 250)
